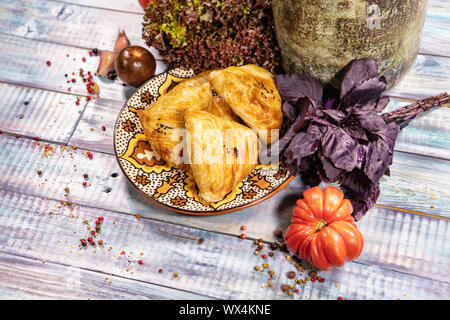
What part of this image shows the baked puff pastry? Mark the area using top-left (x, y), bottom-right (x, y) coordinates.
top-left (208, 65), bottom-right (283, 144)
top-left (189, 70), bottom-right (239, 122)
top-left (184, 110), bottom-right (259, 203)
top-left (139, 79), bottom-right (213, 170)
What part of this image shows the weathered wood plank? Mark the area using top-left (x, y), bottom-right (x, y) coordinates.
top-left (421, 11), bottom-right (450, 57)
top-left (0, 134), bottom-right (448, 240)
top-left (387, 54), bottom-right (450, 100)
top-left (68, 96), bottom-right (450, 160)
top-left (427, 0), bottom-right (450, 14)
top-left (9, 0), bottom-right (449, 58)
top-left (0, 0), bottom-right (157, 56)
top-left (0, 251), bottom-right (211, 299)
top-left (0, 33), bottom-right (167, 102)
top-left (0, 82), bottom-right (85, 143)
top-left (50, 0), bottom-right (144, 14)
top-left (0, 190), bottom-right (447, 299)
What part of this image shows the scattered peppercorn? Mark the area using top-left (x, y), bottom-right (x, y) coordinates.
top-left (274, 230), bottom-right (283, 238)
top-left (287, 271), bottom-right (296, 279)
top-left (269, 242), bottom-right (279, 251)
top-left (158, 269), bottom-right (163, 273)
top-left (308, 270), bottom-right (318, 278)
top-left (37, 170), bottom-right (42, 175)
top-left (261, 254), bottom-right (267, 259)
top-left (82, 182), bottom-right (87, 187)
top-left (240, 225), bottom-right (246, 231)
top-left (173, 272), bottom-right (179, 278)
top-left (24, 101), bottom-right (29, 105)
top-left (64, 187), bottom-right (70, 193)
top-left (92, 48), bottom-right (98, 56)
top-left (268, 252), bottom-right (274, 257)
top-left (262, 263), bottom-right (269, 269)
top-left (198, 237), bottom-right (204, 244)
top-left (138, 260), bottom-right (143, 265)
top-left (111, 172), bottom-right (119, 178)
top-left (240, 233), bottom-right (247, 239)
top-left (83, 173), bottom-right (89, 179)
top-left (281, 284), bottom-right (290, 292)
top-left (337, 296), bottom-right (344, 300)
top-left (254, 265), bottom-right (261, 271)
top-left (98, 240), bottom-right (103, 245)
top-left (46, 61), bottom-right (51, 66)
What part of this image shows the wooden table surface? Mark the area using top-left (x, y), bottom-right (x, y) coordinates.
top-left (0, 0), bottom-right (448, 300)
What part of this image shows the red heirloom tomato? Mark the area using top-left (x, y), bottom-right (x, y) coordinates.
top-left (139, 0), bottom-right (150, 9)
top-left (284, 186), bottom-right (364, 270)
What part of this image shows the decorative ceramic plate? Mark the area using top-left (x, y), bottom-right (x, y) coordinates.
top-left (114, 68), bottom-right (294, 215)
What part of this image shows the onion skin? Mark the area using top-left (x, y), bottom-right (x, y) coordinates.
top-left (97, 50), bottom-right (115, 77)
top-left (97, 30), bottom-right (131, 78)
top-left (114, 46), bottom-right (156, 87)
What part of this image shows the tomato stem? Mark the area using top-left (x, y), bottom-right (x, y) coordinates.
top-left (316, 219), bottom-right (328, 232)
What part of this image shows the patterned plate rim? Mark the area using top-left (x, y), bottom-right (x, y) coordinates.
top-left (113, 69), bottom-right (294, 215)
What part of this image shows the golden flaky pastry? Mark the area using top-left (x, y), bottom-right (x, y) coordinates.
top-left (191, 70), bottom-right (239, 122)
top-left (139, 78), bottom-right (213, 170)
top-left (184, 111), bottom-right (259, 203)
top-left (208, 64), bottom-right (282, 144)
top-left (139, 71), bottom-right (238, 169)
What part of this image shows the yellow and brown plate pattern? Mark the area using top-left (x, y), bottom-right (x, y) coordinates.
top-left (114, 69), bottom-right (294, 215)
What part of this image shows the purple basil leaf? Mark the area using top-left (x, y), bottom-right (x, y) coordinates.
top-left (322, 109), bottom-right (347, 123)
top-left (282, 101), bottom-right (297, 123)
top-left (340, 169), bottom-right (374, 199)
top-left (319, 153), bottom-right (344, 182)
top-left (340, 58), bottom-right (379, 99)
top-left (324, 98), bottom-right (338, 110)
top-left (284, 125), bottom-right (322, 161)
top-left (353, 109), bottom-right (388, 134)
top-left (375, 96), bottom-right (390, 112)
top-left (339, 76), bottom-right (387, 110)
top-left (276, 73), bottom-right (323, 107)
top-left (320, 125), bottom-right (359, 172)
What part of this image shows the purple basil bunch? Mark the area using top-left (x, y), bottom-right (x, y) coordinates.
top-left (275, 58), bottom-right (400, 221)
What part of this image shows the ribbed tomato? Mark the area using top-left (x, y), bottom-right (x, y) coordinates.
top-left (284, 186), bottom-right (364, 270)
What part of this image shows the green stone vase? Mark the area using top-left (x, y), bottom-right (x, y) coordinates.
top-left (272, 0), bottom-right (429, 89)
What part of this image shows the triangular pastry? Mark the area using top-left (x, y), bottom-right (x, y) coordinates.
top-left (208, 64), bottom-right (283, 144)
top-left (139, 78), bottom-right (212, 170)
top-left (184, 110), bottom-right (259, 202)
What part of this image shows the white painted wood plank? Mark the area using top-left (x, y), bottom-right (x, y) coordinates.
top-left (421, 11), bottom-right (450, 57)
top-left (50, 0), bottom-right (144, 14)
top-left (0, 190), bottom-right (447, 299)
top-left (387, 54), bottom-right (450, 100)
top-left (0, 33), bottom-right (167, 102)
top-left (0, 0), bottom-right (158, 57)
top-left (0, 251), bottom-right (211, 299)
top-left (0, 82), bottom-right (85, 143)
top-left (0, 134), bottom-right (448, 239)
